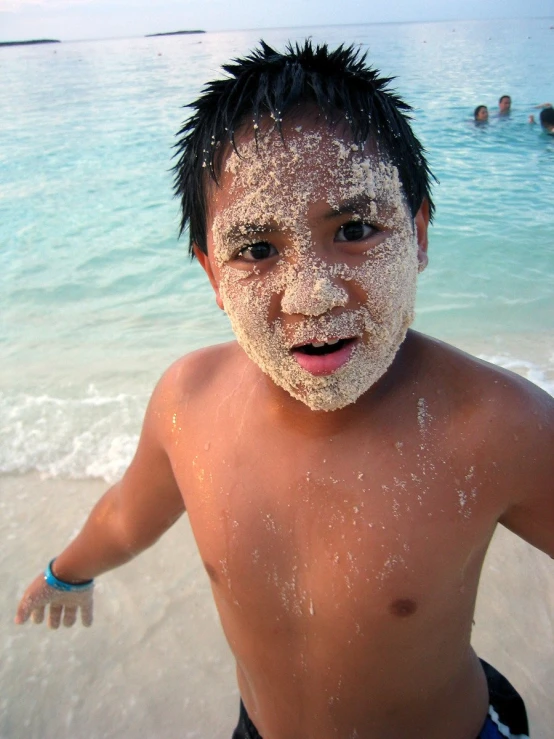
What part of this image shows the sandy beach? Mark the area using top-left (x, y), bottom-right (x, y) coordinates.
top-left (3, 474), bottom-right (238, 739)
top-left (2, 472), bottom-right (553, 738)
top-left (1, 14), bottom-right (553, 738)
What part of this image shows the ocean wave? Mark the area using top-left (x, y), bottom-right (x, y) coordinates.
top-left (1, 351), bottom-right (552, 483)
top-left (0, 387), bottom-right (145, 483)
top-left (477, 355), bottom-right (554, 397)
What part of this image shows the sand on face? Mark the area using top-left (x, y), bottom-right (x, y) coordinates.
top-left (3, 473), bottom-right (553, 738)
top-left (210, 124), bottom-right (421, 412)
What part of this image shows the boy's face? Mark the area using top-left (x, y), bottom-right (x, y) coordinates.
top-left (196, 119), bottom-right (429, 412)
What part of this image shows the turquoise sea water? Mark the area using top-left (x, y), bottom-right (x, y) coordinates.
top-left (1, 18), bottom-right (553, 481)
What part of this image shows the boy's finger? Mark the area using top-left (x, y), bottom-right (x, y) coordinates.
top-left (31, 606), bottom-right (45, 624)
top-left (81, 601), bottom-right (93, 627)
top-left (48, 604), bottom-right (63, 629)
top-left (15, 602), bottom-right (31, 624)
top-left (63, 606), bottom-right (77, 628)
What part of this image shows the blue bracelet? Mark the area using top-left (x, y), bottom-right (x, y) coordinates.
top-left (44, 559), bottom-right (94, 592)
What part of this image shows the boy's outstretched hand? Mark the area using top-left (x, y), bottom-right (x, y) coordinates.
top-left (15, 574), bottom-right (94, 629)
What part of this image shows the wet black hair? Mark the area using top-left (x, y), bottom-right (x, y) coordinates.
top-left (474, 105), bottom-right (488, 120)
top-left (173, 40), bottom-right (435, 257)
top-left (539, 106), bottom-right (554, 129)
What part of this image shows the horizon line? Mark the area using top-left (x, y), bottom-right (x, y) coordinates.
top-left (2, 14), bottom-right (552, 45)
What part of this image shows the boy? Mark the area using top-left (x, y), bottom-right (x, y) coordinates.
top-left (15, 42), bottom-right (553, 739)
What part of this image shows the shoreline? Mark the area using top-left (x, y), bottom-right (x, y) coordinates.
top-left (0, 330), bottom-right (552, 483)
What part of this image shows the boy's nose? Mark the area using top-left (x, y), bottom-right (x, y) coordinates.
top-left (281, 266), bottom-right (349, 317)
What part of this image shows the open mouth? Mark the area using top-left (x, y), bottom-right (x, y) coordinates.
top-left (293, 338), bottom-right (354, 356)
top-left (291, 337), bottom-right (358, 376)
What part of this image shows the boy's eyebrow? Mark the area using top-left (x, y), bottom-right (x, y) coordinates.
top-left (322, 195), bottom-right (376, 219)
top-left (219, 195), bottom-right (378, 239)
top-left (221, 222), bottom-right (277, 239)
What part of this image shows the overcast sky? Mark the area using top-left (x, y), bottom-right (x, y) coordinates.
top-left (1, 0), bottom-right (552, 41)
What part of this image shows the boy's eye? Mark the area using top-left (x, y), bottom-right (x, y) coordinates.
top-left (336, 221), bottom-right (376, 242)
top-left (237, 242), bottom-right (277, 262)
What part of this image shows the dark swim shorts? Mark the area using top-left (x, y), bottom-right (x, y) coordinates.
top-left (231, 659), bottom-right (529, 738)
top-left (478, 660), bottom-right (529, 738)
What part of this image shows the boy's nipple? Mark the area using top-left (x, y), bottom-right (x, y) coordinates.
top-left (389, 598), bottom-right (418, 617)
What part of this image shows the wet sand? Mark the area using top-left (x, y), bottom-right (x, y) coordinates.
top-left (2, 473), bottom-right (553, 738)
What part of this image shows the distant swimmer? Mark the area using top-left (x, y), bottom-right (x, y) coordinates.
top-left (474, 104), bottom-right (489, 123)
top-left (497, 94), bottom-right (511, 116)
top-left (539, 106), bottom-right (554, 133)
top-left (529, 103), bottom-right (554, 133)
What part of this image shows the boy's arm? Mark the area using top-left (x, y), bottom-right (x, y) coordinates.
top-left (500, 486), bottom-right (554, 559)
top-left (15, 369), bottom-right (186, 627)
top-left (496, 385), bottom-right (554, 559)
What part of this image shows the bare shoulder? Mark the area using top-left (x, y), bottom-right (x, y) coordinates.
top-left (410, 331), bottom-right (553, 426)
top-left (141, 340), bottom-right (245, 439)
top-left (153, 341), bottom-right (244, 398)
top-left (410, 332), bottom-right (553, 550)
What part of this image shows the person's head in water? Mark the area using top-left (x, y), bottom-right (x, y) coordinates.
top-left (474, 105), bottom-right (489, 123)
top-left (539, 106), bottom-right (554, 134)
top-left (173, 40), bottom-right (435, 259)
top-left (498, 95), bottom-right (511, 115)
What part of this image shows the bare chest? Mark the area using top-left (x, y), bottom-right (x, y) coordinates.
top-left (176, 435), bottom-right (497, 628)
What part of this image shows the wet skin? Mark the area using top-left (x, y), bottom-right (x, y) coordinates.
top-left (22, 119), bottom-right (554, 738)
top-left (159, 331), bottom-right (552, 739)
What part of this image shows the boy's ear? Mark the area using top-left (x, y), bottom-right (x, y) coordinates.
top-left (415, 199), bottom-right (430, 273)
top-left (193, 244), bottom-right (224, 311)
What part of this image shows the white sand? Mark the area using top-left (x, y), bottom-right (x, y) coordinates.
top-left (2, 474), bottom-right (238, 739)
top-left (472, 526), bottom-right (554, 738)
top-left (2, 473), bottom-right (553, 738)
